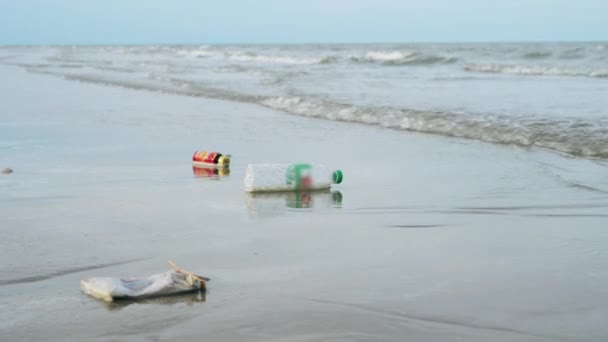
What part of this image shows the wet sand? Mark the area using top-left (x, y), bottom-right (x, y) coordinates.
top-left (1, 65), bottom-right (608, 341)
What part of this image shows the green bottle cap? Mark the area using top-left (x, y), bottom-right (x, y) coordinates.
top-left (332, 170), bottom-right (343, 184)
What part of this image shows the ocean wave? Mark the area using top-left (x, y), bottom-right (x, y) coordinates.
top-left (351, 51), bottom-right (457, 65)
top-left (558, 47), bottom-right (586, 59)
top-left (522, 51), bottom-right (552, 59)
top-left (40, 71), bottom-right (259, 104)
top-left (214, 64), bottom-right (306, 84)
top-left (175, 49), bottom-right (222, 58)
top-left (358, 51), bottom-right (415, 62)
top-left (228, 52), bottom-right (333, 65)
top-left (115, 46), bottom-right (338, 65)
top-left (261, 96), bottom-right (608, 159)
top-left (464, 64), bottom-right (608, 78)
top-left (319, 56), bottom-right (338, 64)
top-left (22, 63), bottom-right (608, 160)
top-left (215, 64), bottom-right (266, 75)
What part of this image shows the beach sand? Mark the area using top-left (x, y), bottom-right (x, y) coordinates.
top-left (1, 65), bottom-right (608, 341)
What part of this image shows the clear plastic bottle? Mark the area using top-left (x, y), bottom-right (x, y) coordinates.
top-left (244, 163), bottom-right (343, 192)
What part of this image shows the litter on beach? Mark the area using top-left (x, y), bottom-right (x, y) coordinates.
top-left (244, 163), bottom-right (343, 192)
top-left (81, 261), bottom-right (209, 302)
top-left (192, 151), bottom-right (231, 167)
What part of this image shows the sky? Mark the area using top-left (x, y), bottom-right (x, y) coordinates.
top-left (0, 0), bottom-right (606, 45)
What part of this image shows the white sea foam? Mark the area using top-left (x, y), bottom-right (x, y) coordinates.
top-left (351, 50), bottom-right (457, 65)
top-left (465, 64), bottom-right (608, 78)
top-left (364, 51), bottom-right (415, 62)
top-left (175, 49), bottom-right (222, 58)
top-left (172, 47), bottom-right (334, 65)
top-left (261, 96), bottom-right (608, 159)
top-left (228, 53), bottom-right (329, 65)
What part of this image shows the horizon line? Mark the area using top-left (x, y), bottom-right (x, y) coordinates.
top-left (1, 39), bottom-right (607, 47)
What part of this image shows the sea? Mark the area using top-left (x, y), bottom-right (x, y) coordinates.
top-left (1, 42), bottom-right (607, 159)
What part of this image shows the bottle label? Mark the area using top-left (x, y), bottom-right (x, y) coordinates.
top-left (286, 164), bottom-right (313, 189)
top-left (203, 152), bottom-right (218, 164)
top-left (193, 152), bottom-right (205, 162)
top-left (193, 151), bottom-right (221, 164)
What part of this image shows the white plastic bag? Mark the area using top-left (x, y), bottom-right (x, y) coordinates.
top-left (81, 261), bottom-right (208, 302)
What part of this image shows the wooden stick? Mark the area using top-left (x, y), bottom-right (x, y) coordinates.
top-left (168, 260), bottom-right (211, 283)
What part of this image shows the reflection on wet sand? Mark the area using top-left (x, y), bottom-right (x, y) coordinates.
top-left (192, 165), bottom-right (230, 179)
top-left (245, 190), bottom-right (343, 217)
top-left (93, 290), bottom-right (206, 311)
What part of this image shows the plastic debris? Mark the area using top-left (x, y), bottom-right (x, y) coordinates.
top-left (81, 261), bottom-right (209, 302)
top-left (244, 163), bottom-right (343, 192)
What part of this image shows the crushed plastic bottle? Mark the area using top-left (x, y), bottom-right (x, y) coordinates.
top-left (192, 151), bottom-right (231, 167)
top-left (81, 261), bottom-right (209, 302)
top-left (244, 163), bottom-right (343, 192)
